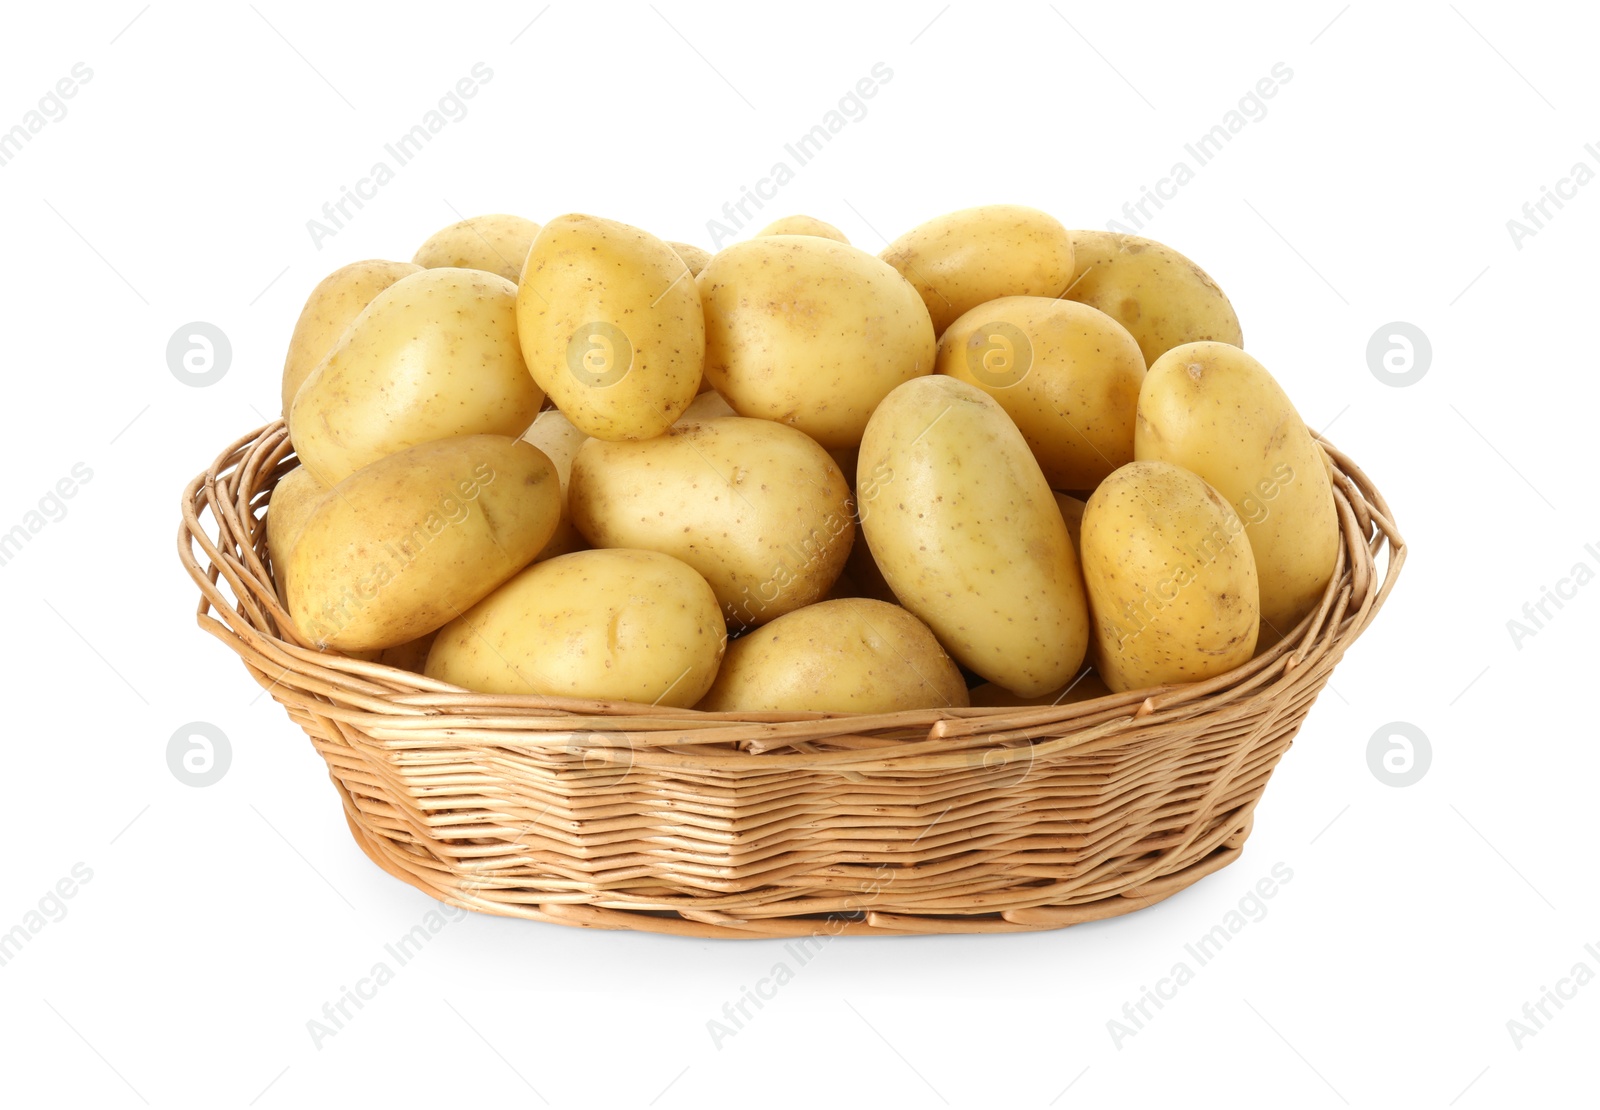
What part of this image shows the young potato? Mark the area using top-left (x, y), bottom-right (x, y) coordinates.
top-left (756, 215), bottom-right (849, 243)
top-left (969, 670), bottom-right (1112, 707)
top-left (289, 268), bottom-right (544, 486)
top-left (265, 465), bottom-right (329, 596)
top-left (668, 241), bottom-right (714, 277)
top-left (1081, 460), bottom-right (1259, 692)
top-left (412, 213), bottom-right (541, 283)
top-left (880, 205), bottom-right (1074, 336)
top-left (699, 236), bottom-right (935, 449)
top-left (518, 213), bottom-right (703, 441)
top-left (937, 296), bottom-right (1145, 489)
top-left (280, 259), bottom-right (420, 415)
top-left (697, 598), bottom-right (967, 713)
top-left (425, 549), bottom-right (725, 707)
top-left (857, 376), bottom-right (1089, 697)
top-left (1066, 231), bottom-right (1242, 366)
top-left (1135, 341), bottom-right (1339, 630)
top-left (568, 417), bottom-right (855, 630)
top-left (521, 409), bottom-right (590, 561)
top-left (288, 435), bottom-right (559, 652)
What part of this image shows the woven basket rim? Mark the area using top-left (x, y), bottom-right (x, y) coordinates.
top-left (178, 420), bottom-right (1404, 766)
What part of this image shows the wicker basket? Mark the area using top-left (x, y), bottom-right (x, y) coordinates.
top-left (178, 421), bottom-right (1403, 938)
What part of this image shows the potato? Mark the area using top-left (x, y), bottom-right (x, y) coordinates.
top-left (412, 213), bottom-right (541, 283)
top-left (266, 465), bottom-right (329, 596)
top-left (756, 215), bottom-right (849, 243)
top-left (668, 241), bottom-right (713, 277)
top-left (287, 435), bottom-right (559, 652)
top-left (1134, 341), bottom-right (1338, 630)
top-left (569, 417), bottom-right (854, 629)
top-left (280, 260), bottom-right (420, 415)
top-left (518, 213), bottom-right (703, 440)
top-left (521, 409), bottom-right (590, 561)
top-left (1065, 231), bottom-right (1242, 366)
top-left (289, 268), bottom-right (544, 486)
top-left (699, 236), bottom-right (935, 448)
top-left (1080, 460), bottom-right (1259, 692)
top-left (937, 296), bottom-right (1145, 489)
top-left (426, 549), bottom-right (724, 706)
top-left (697, 598), bottom-right (967, 713)
top-left (970, 670), bottom-right (1112, 707)
top-left (857, 376), bottom-right (1089, 696)
top-left (880, 205), bottom-right (1074, 336)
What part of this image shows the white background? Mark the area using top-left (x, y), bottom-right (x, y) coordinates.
top-left (1, 2), bottom-right (1594, 1107)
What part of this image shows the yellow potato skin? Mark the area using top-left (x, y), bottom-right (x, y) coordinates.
top-left (697, 598), bottom-right (968, 713)
top-left (1134, 341), bottom-right (1339, 630)
top-left (857, 376), bottom-right (1089, 697)
top-left (289, 268), bottom-right (544, 486)
top-left (698, 235), bottom-right (935, 449)
top-left (756, 215), bottom-right (849, 243)
top-left (1080, 460), bottom-right (1259, 692)
top-left (425, 548), bottom-right (725, 707)
top-left (1066, 231), bottom-right (1242, 366)
top-left (568, 417), bottom-right (855, 630)
top-left (280, 260), bottom-right (420, 415)
top-left (938, 296), bottom-right (1145, 489)
top-left (412, 213), bottom-right (541, 283)
top-left (287, 435), bottom-right (559, 652)
top-left (266, 465), bottom-right (329, 598)
top-left (880, 205), bottom-right (1074, 337)
top-left (518, 213), bottom-right (704, 441)
top-left (668, 241), bottom-right (713, 277)
top-left (521, 409), bottom-right (591, 561)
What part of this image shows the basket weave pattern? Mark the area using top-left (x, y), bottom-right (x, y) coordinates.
top-left (179, 422), bottom-right (1403, 938)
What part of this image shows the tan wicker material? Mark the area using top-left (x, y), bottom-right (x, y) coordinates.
top-left (178, 421), bottom-right (1404, 939)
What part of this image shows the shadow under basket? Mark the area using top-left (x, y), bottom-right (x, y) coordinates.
top-left (179, 422), bottom-right (1404, 939)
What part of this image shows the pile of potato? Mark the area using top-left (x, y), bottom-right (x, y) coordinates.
top-left (270, 205), bottom-right (1338, 715)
